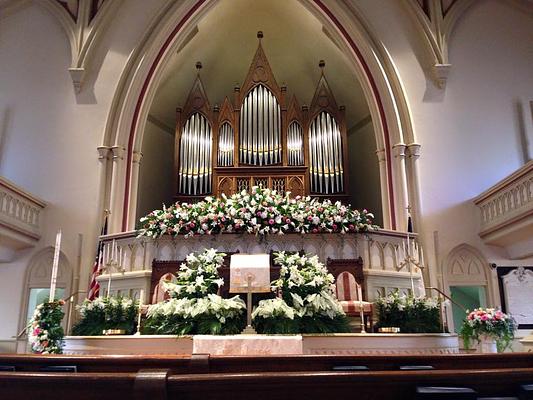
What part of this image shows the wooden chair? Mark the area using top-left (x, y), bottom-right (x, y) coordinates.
top-left (326, 258), bottom-right (373, 330)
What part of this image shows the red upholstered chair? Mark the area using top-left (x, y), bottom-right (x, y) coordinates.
top-left (334, 271), bottom-right (373, 330)
top-left (151, 272), bottom-right (177, 304)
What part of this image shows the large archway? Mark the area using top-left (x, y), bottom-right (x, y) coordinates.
top-left (100, 0), bottom-right (418, 235)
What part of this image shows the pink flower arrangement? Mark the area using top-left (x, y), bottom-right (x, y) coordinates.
top-left (460, 307), bottom-right (516, 352)
top-left (139, 187), bottom-right (378, 239)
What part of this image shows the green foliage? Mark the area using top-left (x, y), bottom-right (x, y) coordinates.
top-left (28, 300), bottom-right (65, 354)
top-left (72, 296), bottom-right (139, 336)
top-left (375, 290), bottom-right (442, 333)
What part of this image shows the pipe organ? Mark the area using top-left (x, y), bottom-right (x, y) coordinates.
top-left (174, 32), bottom-right (349, 202)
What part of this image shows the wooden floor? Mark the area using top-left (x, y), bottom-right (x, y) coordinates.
top-left (0, 353), bottom-right (532, 399)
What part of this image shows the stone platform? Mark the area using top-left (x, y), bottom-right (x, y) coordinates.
top-left (63, 333), bottom-right (459, 356)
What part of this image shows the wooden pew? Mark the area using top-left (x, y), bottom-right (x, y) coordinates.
top-left (0, 353), bottom-right (532, 399)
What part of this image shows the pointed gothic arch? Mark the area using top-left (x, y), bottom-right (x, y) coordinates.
top-left (17, 247), bottom-right (72, 337)
top-left (98, 0), bottom-right (419, 235)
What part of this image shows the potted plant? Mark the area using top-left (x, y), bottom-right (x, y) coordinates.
top-left (459, 308), bottom-right (516, 353)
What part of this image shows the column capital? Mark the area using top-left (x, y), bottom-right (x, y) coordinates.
top-left (97, 146), bottom-right (112, 161)
top-left (405, 143), bottom-right (421, 159)
top-left (132, 151), bottom-right (143, 165)
top-left (392, 142), bottom-right (407, 158)
top-left (375, 148), bottom-right (386, 162)
top-left (111, 146), bottom-right (126, 161)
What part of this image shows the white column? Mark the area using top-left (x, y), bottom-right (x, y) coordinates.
top-left (109, 146), bottom-right (126, 233)
top-left (375, 148), bottom-right (392, 230)
top-left (405, 143), bottom-right (431, 290)
top-left (405, 143), bottom-right (422, 231)
top-left (391, 143), bottom-right (409, 232)
top-left (127, 151), bottom-right (144, 231)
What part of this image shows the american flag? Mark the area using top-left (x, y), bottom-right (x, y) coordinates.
top-left (87, 214), bottom-right (108, 300)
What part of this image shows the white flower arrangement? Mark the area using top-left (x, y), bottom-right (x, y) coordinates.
top-left (252, 297), bottom-right (295, 321)
top-left (252, 252), bottom-right (348, 334)
top-left (143, 249), bottom-right (246, 335)
top-left (163, 248), bottom-right (225, 299)
top-left (147, 294), bottom-right (245, 325)
top-left (138, 186), bottom-right (377, 239)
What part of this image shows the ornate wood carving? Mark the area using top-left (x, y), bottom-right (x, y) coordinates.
top-left (174, 34), bottom-right (348, 204)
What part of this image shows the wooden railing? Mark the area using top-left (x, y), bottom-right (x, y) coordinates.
top-left (0, 353), bottom-right (532, 399)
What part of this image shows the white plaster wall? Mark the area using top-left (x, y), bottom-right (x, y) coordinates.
top-left (358, 0), bottom-right (533, 274)
top-left (0, 1), bottom-right (165, 340)
top-left (136, 120), bottom-right (175, 220)
top-left (347, 120), bottom-right (383, 225)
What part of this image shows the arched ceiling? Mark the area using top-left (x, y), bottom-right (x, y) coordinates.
top-left (149, 0), bottom-right (370, 132)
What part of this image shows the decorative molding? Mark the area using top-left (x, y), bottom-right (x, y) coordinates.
top-left (403, 0), bottom-right (476, 88)
top-left (38, 0), bottom-right (122, 93)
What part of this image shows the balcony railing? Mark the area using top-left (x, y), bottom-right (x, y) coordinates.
top-left (474, 160), bottom-right (533, 258)
top-left (0, 176), bottom-right (46, 261)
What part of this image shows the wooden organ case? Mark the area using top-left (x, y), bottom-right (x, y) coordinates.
top-left (174, 32), bottom-right (349, 203)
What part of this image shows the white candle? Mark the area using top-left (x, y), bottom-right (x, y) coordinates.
top-left (107, 271), bottom-right (112, 298)
top-left (98, 243), bottom-right (103, 272)
top-left (49, 230), bottom-right (62, 302)
top-left (102, 244), bottom-right (107, 267)
top-left (139, 289), bottom-right (145, 306)
top-left (112, 239), bottom-right (116, 262)
top-left (357, 283), bottom-right (363, 304)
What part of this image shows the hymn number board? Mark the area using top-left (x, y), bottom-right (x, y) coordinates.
top-left (174, 32), bottom-right (349, 203)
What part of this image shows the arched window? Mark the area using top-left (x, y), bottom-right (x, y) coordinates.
top-left (18, 248), bottom-right (72, 338)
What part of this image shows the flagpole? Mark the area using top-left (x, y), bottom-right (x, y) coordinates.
top-left (88, 210), bottom-right (110, 300)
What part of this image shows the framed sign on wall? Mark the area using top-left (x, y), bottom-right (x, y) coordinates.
top-left (496, 266), bottom-right (533, 329)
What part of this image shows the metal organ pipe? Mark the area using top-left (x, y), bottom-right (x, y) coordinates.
top-left (287, 121), bottom-right (303, 166)
top-left (308, 111), bottom-right (343, 194)
top-left (178, 113), bottom-right (212, 195)
top-left (239, 84), bottom-right (281, 165)
top-left (218, 123), bottom-right (234, 167)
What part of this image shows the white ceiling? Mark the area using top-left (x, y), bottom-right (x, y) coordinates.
top-left (149, 0), bottom-right (370, 131)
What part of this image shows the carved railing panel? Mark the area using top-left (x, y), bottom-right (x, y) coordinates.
top-left (0, 177), bottom-right (46, 259)
top-left (474, 161), bottom-right (533, 258)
